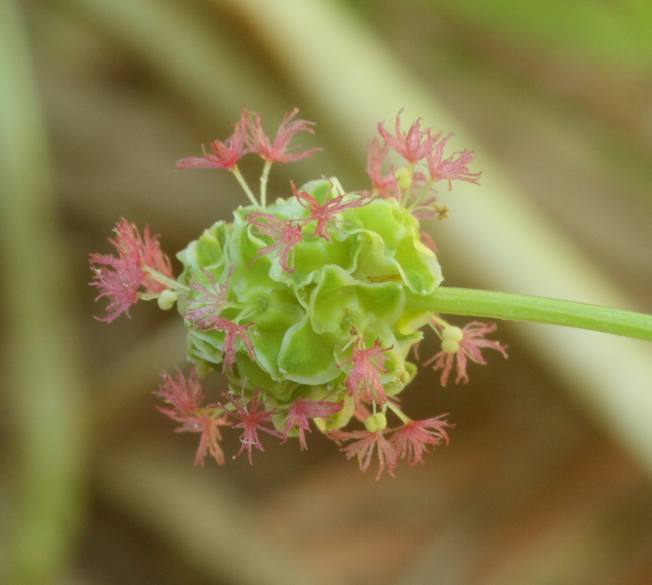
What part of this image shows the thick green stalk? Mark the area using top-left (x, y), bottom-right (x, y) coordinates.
top-left (429, 287), bottom-right (652, 341)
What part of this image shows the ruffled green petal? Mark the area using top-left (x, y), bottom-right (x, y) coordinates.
top-left (343, 199), bottom-right (407, 250)
top-left (249, 290), bottom-right (304, 379)
top-left (309, 265), bottom-right (404, 333)
top-left (187, 328), bottom-right (224, 367)
top-left (228, 214), bottom-right (284, 302)
top-left (176, 221), bottom-right (229, 281)
top-left (278, 315), bottom-right (340, 384)
top-left (394, 236), bottom-right (442, 295)
top-left (232, 354), bottom-right (297, 401)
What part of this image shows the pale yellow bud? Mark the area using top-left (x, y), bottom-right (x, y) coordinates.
top-left (364, 412), bottom-right (387, 433)
top-left (395, 166), bottom-right (413, 190)
top-left (442, 325), bottom-right (463, 342)
top-left (441, 339), bottom-right (460, 354)
top-left (157, 289), bottom-right (177, 311)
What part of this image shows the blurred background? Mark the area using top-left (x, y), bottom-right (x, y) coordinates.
top-left (1, 1), bottom-right (652, 584)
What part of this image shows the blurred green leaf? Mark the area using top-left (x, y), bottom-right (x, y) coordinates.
top-left (0, 2), bottom-right (85, 583)
top-left (428, 0), bottom-right (652, 68)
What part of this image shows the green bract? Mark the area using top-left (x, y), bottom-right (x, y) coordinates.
top-left (176, 179), bottom-right (442, 428)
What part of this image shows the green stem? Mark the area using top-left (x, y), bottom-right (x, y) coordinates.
top-left (231, 165), bottom-right (259, 207)
top-left (429, 287), bottom-right (652, 342)
top-left (386, 401), bottom-right (410, 425)
top-left (144, 266), bottom-right (187, 291)
top-left (259, 160), bottom-right (272, 207)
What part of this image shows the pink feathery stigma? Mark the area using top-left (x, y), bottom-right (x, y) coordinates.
top-left (247, 211), bottom-right (303, 272)
top-left (183, 415), bottom-right (230, 466)
top-left (330, 429), bottom-right (397, 480)
top-left (424, 321), bottom-right (508, 386)
top-left (154, 368), bottom-right (229, 466)
top-left (293, 182), bottom-right (371, 240)
top-left (226, 391), bottom-right (280, 464)
top-left (89, 218), bottom-right (173, 322)
top-left (366, 138), bottom-right (398, 199)
top-left (215, 318), bottom-right (256, 373)
top-left (155, 368), bottom-right (205, 420)
top-left (218, 318), bottom-right (255, 373)
top-left (377, 110), bottom-right (437, 164)
top-left (427, 133), bottom-right (481, 189)
top-left (249, 108), bottom-right (322, 163)
top-left (283, 399), bottom-right (343, 450)
top-left (346, 336), bottom-right (390, 407)
top-left (185, 272), bottom-right (231, 327)
top-left (89, 252), bottom-right (141, 323)
top-left (176, 109), bottom-right (249, 170)
top-left (390, 415), bottom-right (451, 467)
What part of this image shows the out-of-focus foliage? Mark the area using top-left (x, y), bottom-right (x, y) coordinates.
top-left (427, 0), bottom-right (652, 68)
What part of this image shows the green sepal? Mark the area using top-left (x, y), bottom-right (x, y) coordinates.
top-left (231, 353), bottom-right (298, 402)
top-left (249, 289), bottom-right (304, 380)
top-left (278, 315), bottom-right (340, 385)
top-left (187, 328), bottom-right (224, 368)
top-left (228, 210), bottom-right (284, 302)
top-left (176, 221), bottom-right (229, 281)
top-left (394, 236), bottom-right (442, 295)
top-left (342, 198), bottom-right (407, 250)
top-left (309, 264), bottom-right (405, 334)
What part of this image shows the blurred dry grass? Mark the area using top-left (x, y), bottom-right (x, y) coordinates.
top-left (1, 1), bottom-right (651, 584)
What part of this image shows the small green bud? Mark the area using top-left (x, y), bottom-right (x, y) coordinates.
top-left (441, 339), bottom-right (460, 354)
top-left (442, 325), bottom-right (463, 342)
top-left (364, 412), bottom-right (387, 433)
top-left (157, 289), bottom-right (177, 311)
top-left (395, 166), bottom-right (413, 190)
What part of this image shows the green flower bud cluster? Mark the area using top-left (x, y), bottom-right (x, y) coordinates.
top-left (176, 178), bottom-right (442, 430)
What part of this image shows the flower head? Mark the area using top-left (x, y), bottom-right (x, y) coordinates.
top-left (176, 109), bottom-right (249, 170)
top-left (247, 211), bottom-right (303, 272)
top-left (225, 391), bottom-right (280, 464)
top-left (293, 182), bottom-right (371, 240)
top-left (89, 218), bottom-right (173, 322)
top-left (424, 321), bottom-right (508, 386)
top-left (391, 415), bottom-right (451, 467)
top-left (377, 110), bottom-right (436, 164)
top-left (154, 368), bottom-right (229, 466)
top-left (345, 336), bottom-right (390, 407)
top-left (330, 429), bottom-right (397, 480)
top-left (92, 108), bottom-right (518, 475)
top-left (283, 398), bottom-right (343, 450)
top-left (427, 134), bottom-right (481, 189)
top-left (249, 108), bottom-right (321, 164)
top-left (366, 138), bottom-right (398, 198)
